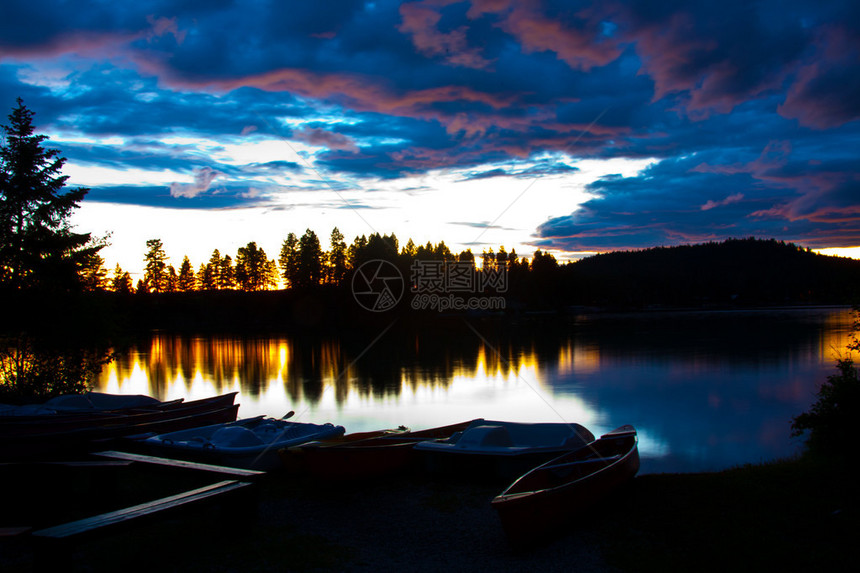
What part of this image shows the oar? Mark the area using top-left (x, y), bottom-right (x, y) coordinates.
top-left (282, 410), bottom-right (295, 420)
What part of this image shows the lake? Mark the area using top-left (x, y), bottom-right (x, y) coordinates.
top-left (94, 306), bottom-right (855, 474)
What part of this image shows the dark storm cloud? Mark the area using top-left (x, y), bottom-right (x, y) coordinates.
top-left (0, 0), bottom-right (857, 250)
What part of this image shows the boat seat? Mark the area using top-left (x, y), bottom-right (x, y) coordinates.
top-left (211, 426), bottom-right (264, 447)
top-left (456, 425), bottom-right (513, 448)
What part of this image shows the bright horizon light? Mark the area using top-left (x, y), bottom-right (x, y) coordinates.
top-left (70, 155), bottom-right (656, 278)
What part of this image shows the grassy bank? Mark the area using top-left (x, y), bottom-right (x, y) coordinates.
top-left (599, 456), bottom-right (856, 572)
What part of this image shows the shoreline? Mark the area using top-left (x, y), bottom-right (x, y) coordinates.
top-left (4, 455), bottom-right (855, 572)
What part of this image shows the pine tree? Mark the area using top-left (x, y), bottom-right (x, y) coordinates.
top-left (297, 229), bottom-right (323, 287)
top-left (279, 233), bottom-right (299, 288)
top-left (0, 98), bottom-right (102, 289)
top-left (328, 227), bottom-right (348, 285)
top-left (177, 255), bottom-right (196, 292)
top-left (235, 241), bottom-right (269, 291)
top-left (143, 238), bottom-right (168, 293)
top-left (219, 254), bottom-right (235, 289)
top-left (197, 262), bottom-right (215, 291)
top-left (111, 263), bottom-right (133, 294)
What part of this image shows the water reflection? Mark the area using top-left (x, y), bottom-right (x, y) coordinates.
top-left (95, 307), bottom-right (854, 474)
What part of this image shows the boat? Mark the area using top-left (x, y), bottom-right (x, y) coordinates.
top-left (0, 392), bottom-right (168, 417)
top-left (282, 420), bottom-right (477, 480)
top-left (413, 419), bottom-right (596, 482)
top-left (145, 415), bottom-right (346, 471)
top-left (491, 425), bottom-right (640, 543)
top-left (0, 393), bottom-right (238, 438)
top-left (0, 394), bottom-right (240, 460)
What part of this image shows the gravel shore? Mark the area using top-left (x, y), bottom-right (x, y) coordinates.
top-left (257, 474), bottom-right (619, 573)
top-left (2, 471), bottom-right (621, 572)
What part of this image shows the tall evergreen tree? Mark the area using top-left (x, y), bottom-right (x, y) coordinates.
top-left (265, 259), bottom-right (280, 290)
top-left (110, 263), bottom-right (133, 294)
top-left (297, 229), bottom-right (323, 287)
top-left (347, 234), bottom-right (367, 268)
top-left (0, 98), bottom-right (102, 289)
top-left (177, 255), bottom-right (196, 292)
top-left (328, 227), bottom-right (348, 285)
top-left (165, 265), bottom-right (178, 293)
top-left (279, 233), bottom-right (299, 288)
top-left (235, 241), bottom-right (269, 291)
top-left (197, 262), bottom-right (214, 291)
top-left (79, 252), bottom-right (108, 291)
top-left (219, 254), bottom-right (235, 289)
top-left (143, 238), bottom-right (168, 293)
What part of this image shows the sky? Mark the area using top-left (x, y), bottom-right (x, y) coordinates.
top-left (1, 0), bottom-right (858, 278)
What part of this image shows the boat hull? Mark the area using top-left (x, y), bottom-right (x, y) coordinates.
top-left (491, 426), bottom-right (639, 543)
top-left (0, 396), bottom-right (239, 461)
top-left (146, 417), bottom-right (346, 471)
top-left (414, 420), bottom-right (596, 483)
top-left (285, 420), bottom-right (477, 480)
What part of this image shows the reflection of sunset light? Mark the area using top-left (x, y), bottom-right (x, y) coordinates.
top-left (278, 344), bottom-right (289, 369)
top-left (557, 344), bottom-right (573, 375)
top-left (100, 360), bottom-right (151, 396)
top-left (84, 309), bottom-right (856, 475)
top-left (573, 345), bottom-right (600, 373)
top-left (100, 362), bottom-right (121, 394)
top-left (253, 377), bottom-right (292, 418)
top-left (554, 342), bottom-right (603, 376)
top-left (182, 370), bottom-right (219, 401)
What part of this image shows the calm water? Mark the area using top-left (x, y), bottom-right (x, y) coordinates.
top-left (95, 307), bottom-right (855, 474)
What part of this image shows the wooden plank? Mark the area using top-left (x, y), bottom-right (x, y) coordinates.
top-left (0, 526), bottom-right (32, 537)
top-left (92, 450), bottom-right (264, 479)
top-left (32, 480), bottom-right (251, 540)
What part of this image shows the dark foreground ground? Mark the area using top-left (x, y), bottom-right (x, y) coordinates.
top-left (3, 456), bottom-right (856, 572)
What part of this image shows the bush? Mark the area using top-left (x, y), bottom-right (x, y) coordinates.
top-left (791, 358), bottom-right (859, 457)
top-left (0, 337), bottom-right (112, 403)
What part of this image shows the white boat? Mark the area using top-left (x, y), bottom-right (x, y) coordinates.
top-left (144, 415), bottom-right (345, 471)
top-left (413, 420), bottom-right (595, 482)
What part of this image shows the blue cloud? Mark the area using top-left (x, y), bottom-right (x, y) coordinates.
top-left (0, 0), bottom-right (857, 250)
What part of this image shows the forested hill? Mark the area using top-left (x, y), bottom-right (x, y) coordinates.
top-left (557, 238), bottom-right (860, 308)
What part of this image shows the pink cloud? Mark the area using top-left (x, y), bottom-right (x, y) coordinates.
top-left (170, 167), bottom-right (220, 199)
top-left (0, 15), bottom-right (186, 62)
top-left (146, 16), bottom-right (187, 45)
top-left (701, 193), bottom-right (744, 211)
top-left (623, 9), bottom-right (791, 119)
top-left (398, 1), bottom-right (492, 69)
top-left (293, 128), bottom-right (359, 153)
top-left (499, 1), bottom-right (621, 71)
top-left (778, 26), bottom-right (860, 129)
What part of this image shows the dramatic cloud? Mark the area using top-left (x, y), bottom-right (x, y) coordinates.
top-left (0, 0), bottom-right (857, 258)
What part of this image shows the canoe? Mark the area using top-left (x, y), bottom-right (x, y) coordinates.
top-left (0, 393), bottom-right (238, 438)
top-left (145, 416), bottom-right (346, 471)
top-left (0, 392), bottom-right (167, 417)
top-left (283, 420), bottom-right (477, 480)
top-left (413, 419), bottom-right (596, 482)
top-left (0, 401), bottom-right (239, 461)
top-left (491, 425), bottom-right (640, 543)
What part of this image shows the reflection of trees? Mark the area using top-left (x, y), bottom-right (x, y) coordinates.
top-left (101, 326), bottom-right (560, 406)
top-left (0, 336), bottom-right (112, 402)
top-left (100, 311), bottom-right (851, 409)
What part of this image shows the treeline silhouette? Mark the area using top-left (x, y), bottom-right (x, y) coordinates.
top-left (555, 238), bottom-right (860, 308)
top-left (76, 236), bottom-right (860, 333)
top-left (106, 229), bottom-right (532, 294)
